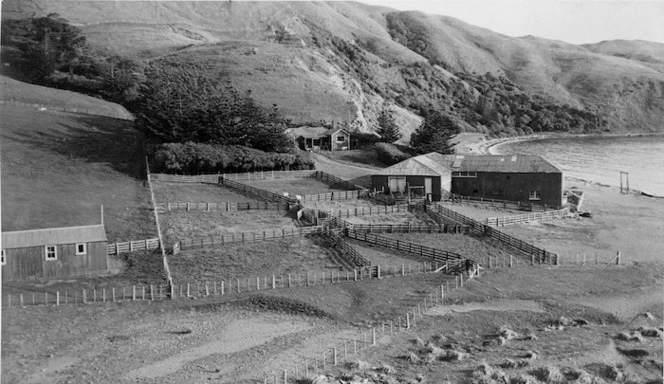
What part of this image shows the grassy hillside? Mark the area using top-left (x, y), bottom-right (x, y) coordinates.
top-left (0, 100), bottom-right (153, 242)
top-left (4, 0), bottom-right (664, 134)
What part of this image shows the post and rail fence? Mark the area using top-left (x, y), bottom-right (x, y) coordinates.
top-left (485, 208), bottom-right (570, 226)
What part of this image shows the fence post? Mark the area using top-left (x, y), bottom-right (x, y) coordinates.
top-left (616, 251), bottom-right (621, 265)
top-left (112, 288), bottom-right (116, 302)
top-left (372, 328), bottom-right (376, 345)
top-left (406, 313), bottom-right (410, 329)
top-left (509, 255), bottom-right (513, 268)
top-left (151, 285), bottom-right (155, 301)
top-left (20, 294), bottom-right (24, 307)
top-left (401, 264), bottom-right (405, 276)
top-left (221, 281), bottom-right (225, 295)
top-left (83, 289), bottom-right (87, 304)
top-left (333, 347), bottom-right (338, 365)
top-left (272, 275), bottom-right (276, 289)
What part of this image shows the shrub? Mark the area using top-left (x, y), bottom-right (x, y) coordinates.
top-left (375, 142), bottom-right (410, 165)
top-left (152, 143), bottom-right (315, 174)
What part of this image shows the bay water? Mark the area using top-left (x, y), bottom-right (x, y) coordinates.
top-left (491, 134), bottom-right (664, 197)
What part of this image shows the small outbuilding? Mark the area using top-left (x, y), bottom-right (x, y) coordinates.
top-left (1, 224), bottom-right (109, 281)
top-left (371, 153), bottom-right (452, 201)
top-left (286, 126), bottom-right (351, 151)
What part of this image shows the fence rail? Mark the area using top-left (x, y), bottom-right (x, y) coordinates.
top-left (299, 190), bottom-right (362, 203)
top-left (320, 228), bottom-right (370, 267)
top-left (219, 177), bottom-right (297, 205)
top-left (433, 204), bottom-right (558, 264)
top-left (309, 170), bottom-right (364, 191)
top-left (149, 173), bottom-right (220, 183)
top-left (106, 238), bottom-right (160, 255)
top-left (156, 201), bottom-right (289, 213)
top-left (176, 226), bottom-right (324, 250)
top-left (448, 194), bottom-right (557, 211)
top-left (345, 229), bottom-right (467, 265)
top-left (486, 208), bottom-right (570, 226)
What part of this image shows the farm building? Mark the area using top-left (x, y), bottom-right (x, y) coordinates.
top-left (1, 224), bottom-right (108, 281)
top-left (286, 126), bottom-right (351, 151)
top-left (371, 153), bottom-right (452, 201)
top-left (371, 153), bottom-right (564, 207)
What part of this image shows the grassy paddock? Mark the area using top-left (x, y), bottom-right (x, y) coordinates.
top-left (376, 232), bottom-right (518, 261)
top-left (240, 177), bottom-right (350, 196)
top-left (0, 105), bottom-right (154, 241)
top-left (168, 236), bottom-right (348, 283)
top-left (151, 182), bottom-right (265, 204)
top-left (160, 209), bottom-right (299, 244)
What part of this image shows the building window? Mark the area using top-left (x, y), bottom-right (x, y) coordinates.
top-left (1, 250), bottom-right (5, 265)
top-left (76, 243), bottom-right (87, 255)
top-left (452, 171), bottom-right (477, 178)
top-left (529, 191), bottom-right (541, 201)
top-left (336, 135), bottom-right (346, 142)
top-left (45, 245), bottom-right (57, 261)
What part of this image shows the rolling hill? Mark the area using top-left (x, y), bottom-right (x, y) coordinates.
top-left (3, 0), bottom-right (663, 138)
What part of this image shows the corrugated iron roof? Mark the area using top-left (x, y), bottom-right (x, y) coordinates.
top-left (1, 225), bottom-right (107, 249)
top-left (375, 153), bottom-right (451, 176)
top-left (286, 126), bottom-right (350, 139)
top-left (435, 154), bottom-right (561, 173)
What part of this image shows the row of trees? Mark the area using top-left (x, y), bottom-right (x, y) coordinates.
top-left (2, 15), bottom-right (299, 172)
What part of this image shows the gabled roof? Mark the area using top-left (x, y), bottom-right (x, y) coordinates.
top-left (375, 153), bottom-right (451, 176)
top-left (436, 154), bottom-right (562, 173)
top-left (1, 225), bottom-right (107, 249)
top-left (286, 126), bottom-right (350, 139)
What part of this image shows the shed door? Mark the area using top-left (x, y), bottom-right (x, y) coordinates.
top-left (424, 178), bottom-right (432, 194)
top-left (388, 177), bottom-right (406, 193)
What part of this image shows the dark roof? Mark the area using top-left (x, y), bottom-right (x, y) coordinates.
top-left (435, 154), bottom-right (562, 173)
top-left (1, 225), bottom-right (107, 249)
top-left (375, 153), bottom-right (451, 176)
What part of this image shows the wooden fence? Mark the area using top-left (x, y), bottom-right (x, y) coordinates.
top-left (176, 226), bottom-right (324, 250)
top-left (486, 208), bottom-right (570, 226)
top-left (299, 190), bottom-right (362, 203)
top-left (149, 173), bottom-right (220, 183)
top-left (106, 238), bottom-right (160, 255)
top-left (345, 229), bottom-right (467, 266)
top-left (448, 194), bottom-right (557, 211)
top-left (225, 170), bottom-right (316, 181)
top-left (432, 204), bottom-right (558, 264)
top-left (328, 204), bottom-right (411, 218)
top-left (156, 201), bottom-right (289, 213)
top-left (219, 177), bottom-right (297, 204)
top-left (309, 170), bottom-right (364, 191)
top-left (320, 228), bottom-right (370, 267)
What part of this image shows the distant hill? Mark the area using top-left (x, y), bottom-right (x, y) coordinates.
top-left (3, 0), bottom-right (664, 137)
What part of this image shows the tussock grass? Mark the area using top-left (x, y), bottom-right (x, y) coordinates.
top-left (471, 362), bottom-right (510, 384)
top-left (531, 365), bottom-right (566, 384)
top-left (637, 326), bottom-right (662, 338)
top-left (376, 362), bottom-right (395, 374)
top-left (346, 359), bottom-right (370, 371)
top-left (500, 326), bottom-right (519, 340)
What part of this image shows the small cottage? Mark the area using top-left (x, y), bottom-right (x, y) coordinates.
top-left (371, 153), bottom-right (452, 201)
top-left (286, 126), bottom-right (351, 151)
top-left (1, 224), bottom-right (108, 281)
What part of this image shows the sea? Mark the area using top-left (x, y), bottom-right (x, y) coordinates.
top-left (491, 134), bottom-right (664, 197)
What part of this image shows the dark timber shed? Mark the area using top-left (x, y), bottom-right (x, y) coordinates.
top-left (1, 224), bottom-right (109, 281)
top-left (436, 154), bottom-right (564, 207)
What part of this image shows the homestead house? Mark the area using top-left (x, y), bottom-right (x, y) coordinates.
top-left (1, 224), bottom-right (108, 281)
top-left (286, 126), bottom-right (351, 151)
top-left (370, 153), bottom-right (452, 202)
top-left (371, 153), bottom-right (564, 208)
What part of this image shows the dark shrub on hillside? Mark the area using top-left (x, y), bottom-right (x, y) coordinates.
top-left (375, 142), bottom-right (410, 165)
top-left (351, 131), bottom-right (381, 149)
top-left (152, 142), bottom-right (315, 174)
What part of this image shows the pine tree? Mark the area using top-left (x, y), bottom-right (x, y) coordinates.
top-left (410, 107), bottom-right (459, 155)
top-left (376, 105), bottom-right (401, 143)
